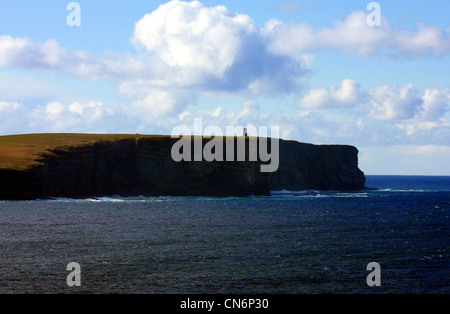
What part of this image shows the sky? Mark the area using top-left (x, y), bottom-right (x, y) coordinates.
top-left (0, 0), bottom-right (449, 175)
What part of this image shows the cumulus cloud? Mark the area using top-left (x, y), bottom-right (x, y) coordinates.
top-left (264, 11), bottom-right (450, 57)
top-left (1, 1), bottom-right (448, 103)
top-left (393, 23), bottom-right (450, 56)
top-left (367, 85), bottom-right (450, 121)
top-left (263, 12), bottom-right (388, 56)
top-left (298, 79), bottom-right (363, 109)
top-left (418, 88), bottom-right (450, 120)
top-left (0, 1), bottom-right (312, 107)
top-left (367, 84), bottom-right (422, 120)
top-left (27, 100), bottom-right (118, 133)
top-left (298, 80), bottom-right (450, 122)
top-left (131, 0), bottom-right (309, 94)
top-left (0, 35), bottom-right (161, 82)
top-left (0, 36), bottom-right (67, 69)
top-left (132, 0), bottom-right (257, 77)
top-left (130, 89), bottom-right (195, 123)
top-left (0, 1), bottom-right (448, 97)
top-left (0, 100), bottom-right (23, 112)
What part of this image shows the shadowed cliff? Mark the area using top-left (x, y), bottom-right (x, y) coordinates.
top-left (0, 134), bottom-right (365, 200)
top-left (270, 139), bottom-right (366, 191)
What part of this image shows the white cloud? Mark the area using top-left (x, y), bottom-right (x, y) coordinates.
top-left (0, 36), bottom-right (159, 82)
top-left (264, 12), bottom-right (388, 56)
top-left (1, 1), bottom-right (447, 104)
top-left (67, 101), bottom-right (105, 121)
top-left (318, 12), bottom-right (389, 55)
top-left (393, 23), bottom-right (450, 57)
top-left (131, 0), bottom-right (309, 94)
top-left (130, 89), bottom-right (193, 121)
top-left (28, 100), bottom-right (117, 133)
top-left (418, 88), bottom-right (450, 120)
top-left (299, 80), bottom-right (450, 122)
top-left (397, 121), bottom-right (443, 137)
top-left (367, 84), bottom-right (421, 120)
top-left (298, 79), bottom-right (363, 109)
top-left (45, 101), bottom-right (65, 119)
top-left (0, 36), bottom-right (67, 69)
top-left (264, 11), bottom-right (450, 57)
top-left (132, 0), bottom-right (257, 77)
top-left (0, 2), bottom-right (310, 101)
top-left (367, 85), bottom-right (450, 121)
top-left (0, 101), bottom-right (22, 111)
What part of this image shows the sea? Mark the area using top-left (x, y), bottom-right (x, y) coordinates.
top-left (0, 175), bottom-right (448, 294)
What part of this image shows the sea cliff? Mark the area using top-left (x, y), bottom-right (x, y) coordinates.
top-left (0, 134), bottom-right (365, 200)
top-left (270, 140), bottom-right (366, 191)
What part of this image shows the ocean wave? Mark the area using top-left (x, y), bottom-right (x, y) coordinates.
top-left (373, 189), bottom-right (431, 193)
top-left (12, 188), bottom-right (444, 203)
top-left (270, 190), bottom-right (368, 198)
top-left (37, 196), bottom-right (156, 203)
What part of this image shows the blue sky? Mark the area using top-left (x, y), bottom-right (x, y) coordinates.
top-left (0, 0), bottom-right (449, 175)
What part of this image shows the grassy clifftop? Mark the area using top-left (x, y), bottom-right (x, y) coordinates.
top-left (0, 133), bottom-right (171, 171)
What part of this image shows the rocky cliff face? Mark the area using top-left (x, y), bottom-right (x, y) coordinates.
top-left (269, 140), bottom-right (365, 191)
top-left (0, 136), bottom-right (365, 200)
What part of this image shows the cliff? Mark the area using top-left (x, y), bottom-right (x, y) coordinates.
top-left (270, 140), bottom-right (365, 191)
top-left (0, 134), bottom-right (365, 200)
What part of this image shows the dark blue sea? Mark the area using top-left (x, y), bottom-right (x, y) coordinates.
top-left (0, 176), bottom-right (448, 294)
